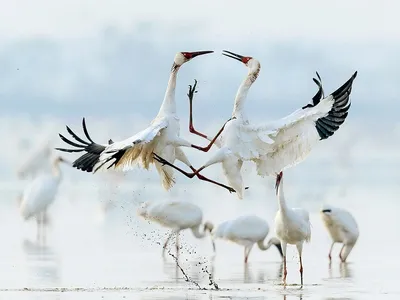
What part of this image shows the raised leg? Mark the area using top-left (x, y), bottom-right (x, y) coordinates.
top-left (187, 80), bottom-right (209, 140)
top-left (328, 242), bottom-right (335, 261)
top-left (191, 117), bottom-right (232, 152)
top-left (190, 166), bottom-right (236, 193)
top-left (153, 153), bottom-right (236, 193)
top-left (162, 231), bottom-right (174, 258)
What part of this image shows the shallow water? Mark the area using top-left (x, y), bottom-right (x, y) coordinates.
top-left (1, 179), bottom-right (399, 300)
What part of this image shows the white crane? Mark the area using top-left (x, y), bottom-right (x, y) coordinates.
top-left (274, 172), bottom-right (311, 286)
top-left (56, 51), bottom-right (235, 193)
top-left (154, 50), bottom-right (357, 199)
top-left (212, 215), bottom-right (283, 263)
top-left (19, 156), bottom-right (70, 240)
top-left (137, 200), bottom-right (214, 258)
top-left (17, 141), bottom-right (53, 179)
top-left (320, 204), bottom-right (359, 262)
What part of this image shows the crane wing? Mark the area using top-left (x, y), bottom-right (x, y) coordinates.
top-left (242, 71), bottom-right (357, 176)
top-left (56, 117), bottom-right (168, 173)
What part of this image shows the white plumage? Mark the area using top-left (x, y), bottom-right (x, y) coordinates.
top-left (274, 172), bottom-right (311, 286)
top-left (19, 156), bottom-right (69, 238)
top-left (320, 204), bottom-right (359, 262)
top-left (137, 200), bottom-right (214, 258)
top-left (167, 50), bottom-right (357, 199)
top-left (212, 215), bottom-right (283, 263)
top-left (56, 51), bottom-right (233, 193)
top-left (17, 141), bottom-right (52, 179)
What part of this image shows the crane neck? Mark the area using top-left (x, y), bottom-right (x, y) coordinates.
top-left (191, 225), bottom-right (206, 238)
top-left (277, 177), bottom-right (288, 213)
top-left (191, 222), bottom-right (212, 239)
top-left (51, 160), bottom-right (62, 181)
top-left (157, 64), bottom-right (180, 116)
top-left (257, 238), bottom-right (272, 251)
top-left (232, 64), bottom-right (260, 123)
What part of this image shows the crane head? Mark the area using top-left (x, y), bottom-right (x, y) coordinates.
top-left (222, 50), bottom-right (253, 65)
top-left (204, 221), bottom-right (214, 233)
top-left (54, 156), bottom-right (71, 165)
top-left (275, 171), bottom-right (283, 194)
top-left (173, 51), bottom-right (214, 67)
top-left (321, 204), bottom-right (333, 215)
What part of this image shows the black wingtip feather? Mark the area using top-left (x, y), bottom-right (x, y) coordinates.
top-left (315, 72), bottom-right (356, 140)
top-left (56, 119), bottom-right (107, 173)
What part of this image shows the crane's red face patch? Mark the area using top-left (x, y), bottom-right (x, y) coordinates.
top-left (181, 52), bottom-right (192, 59)
top-left (242, 57), bottom-right (252, 64)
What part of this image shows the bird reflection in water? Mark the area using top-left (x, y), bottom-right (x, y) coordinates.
top-left (328, 261), bottom-right (352, 279)
top-left (282, 294), bottom-right (303, 300)
top-left (22, 238), bottom-right (60, 288)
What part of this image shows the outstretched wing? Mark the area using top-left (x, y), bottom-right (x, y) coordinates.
top-left (243, 71), bottom-right (357, 175)
top-left (56, 117), bottom-right (168, 173)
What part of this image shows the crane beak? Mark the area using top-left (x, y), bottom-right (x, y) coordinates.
top-left (190, 50), bottom-right (214, 58)
top-left (222, 50), bottom-right (244, 62)
top-left (322, 209), bottom-right (332, 213)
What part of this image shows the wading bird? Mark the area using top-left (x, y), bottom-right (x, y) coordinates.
top-left (137, 200), bottom-right (214, 258)
top-left (274, 172), bottom-right (311, 286)
top-left (320, 204), bottom-right (359, 262)
top-left (56, 51), bottom-right (234, 193)
top-left (19, 156), bottom-right (70, 240)
top-left (17, 141), bottom-right (53, 179)
top-left (154, 50), bottom-right (357, 199)
top-left (212, 215), bottom-right (283, 263)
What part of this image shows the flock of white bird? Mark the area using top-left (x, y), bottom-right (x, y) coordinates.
top-left (17, 50), bottom-right (360, 287)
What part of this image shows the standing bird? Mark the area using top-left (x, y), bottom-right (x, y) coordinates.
top-left (320, 204), bottom-right (359, 262)
top-left (56, 51), bottom-right (234, 193)
top-left (212, 215), bottom-right (283, 263)
top-left (274, 172), bottom-right (311, 286)
top-left (155, 50), bottom-right (357, 199)
top-left (137, 200), bottom-right (214, 258)
top-left (17, 141), bottom-right (53, 179)
top-left (19, 156), bottom-right (70, 240)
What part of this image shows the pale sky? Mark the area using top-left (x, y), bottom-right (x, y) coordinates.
top-left (1, 0), bottom-right (399, 195)
top-left (0, 0), bottom-right (399, 41)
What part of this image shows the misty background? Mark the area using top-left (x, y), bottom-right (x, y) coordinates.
top-left (1, 0), bottom-right (399, 222)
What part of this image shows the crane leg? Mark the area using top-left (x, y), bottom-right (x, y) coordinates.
top-left (339, 244), bottom-right (345, 262)
top-left (244, 245), bottom-right (254, 263)
top-left (187, 79), bottom-right (209, 140)
top-left (283, 255), bottom-right (287, 286)
top-left (162, 231), bottom-right (174, 259)
top-left (153, 153), bottom-right (236, 193)
top-left (175, 232), bottom-right (180, 257)
top-left (299, 255), bottom-right (304, 287)
top-left (328, 242), bottom-right (335, 261)
top-left (191, 118), bottom-right (231, 152)
top-left (296, 242), bottom-right (304, 287)
top-left (281, 241), bottom-right (288, 286)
